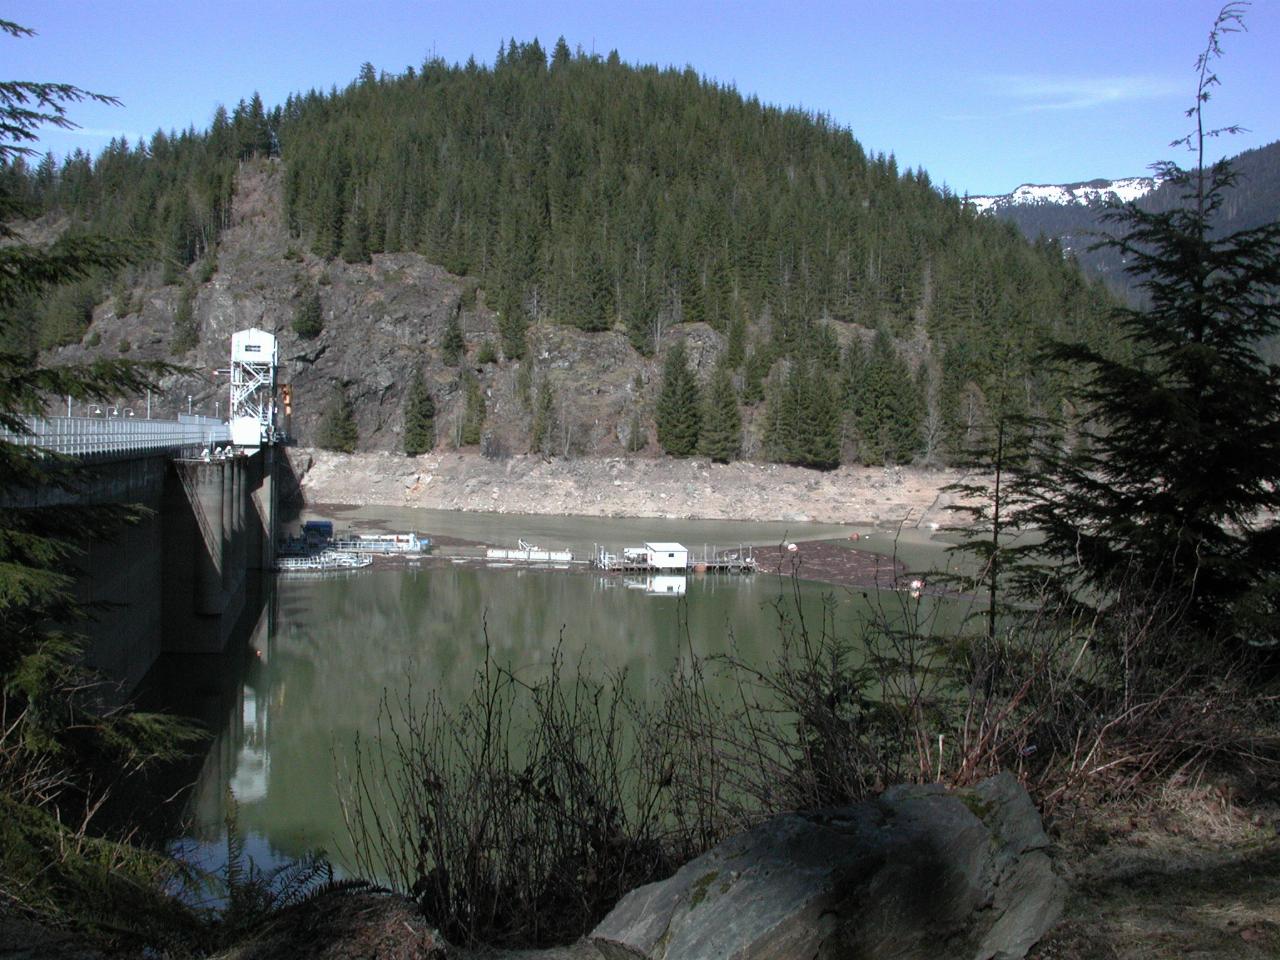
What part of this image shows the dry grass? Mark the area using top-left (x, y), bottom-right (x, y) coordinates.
top-left (1034, 779), bottom-right (1280, 959)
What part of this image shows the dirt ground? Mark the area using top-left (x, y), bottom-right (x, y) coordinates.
top-left (288, 449), bottom-right (962, 529)
top-left (1031, 784), bottom-right (1280, 959)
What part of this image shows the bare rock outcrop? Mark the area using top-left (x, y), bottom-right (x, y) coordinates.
top-left (589, 772), bottom-right (1061, 960)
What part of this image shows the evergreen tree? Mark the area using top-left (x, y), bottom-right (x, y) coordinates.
top-left (625, 410), bottom-right (647, 453)
top-left (700, 362), bottom-right (742, 463)
top-left (459, 368), bottom-right (486, 446)
top-left (655, 340), bottom-right (701, 457)
top-left (1, 20), bottom-right (199, 876)
top-left (764, 362), bottom-right (803, 463)
top-left (441, 307), bottom-right (465, 366)
top-left (403, 367), bottom-right (435, 455)
top-left (171, 282), bottom-right (198, 355)
top-left (317, 385), bottom-right (358, 452)
top-left (516, 361), bottom-right (534, 410)
top-left (725, 312), bottom-right (747, 369)
top-left (941, 404), bottom-right (1043, 642)
top-left (530, 375), bottom-right (556, 454)
top-left (764, 360), bottom-right (840, 469)
top-left (292, 288), bottom-right (323, 339)
top-left (1015, 8), bottom-right (1280, 642)
top-left (340, 200), bottom-right (371, 264)
top-left (854, 329), bottom-right (920, 464)
top-left (741, 344), bottom-right (771, 405)
top-left (497, 292), bottom-right (529, 361)
top-left (803, 368), bottom-right (842, 470)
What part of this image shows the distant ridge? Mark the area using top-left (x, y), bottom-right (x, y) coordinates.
top-left (965, 177), bottom-right (1156, 215)
top-left (966, 139), bottom-right (1280, 301)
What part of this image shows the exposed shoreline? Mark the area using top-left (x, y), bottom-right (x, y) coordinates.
top-left (288, 448), bottom-right (965, 529)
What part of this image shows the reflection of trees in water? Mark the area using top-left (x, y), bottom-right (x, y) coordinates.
top-left (202, 567), bottom-right (886, 868)
top-left (265, 568), bottom-right (884, 734)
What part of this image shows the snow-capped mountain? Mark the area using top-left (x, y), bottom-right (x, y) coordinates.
top-left (966, 176), bottom-right (1156, 214)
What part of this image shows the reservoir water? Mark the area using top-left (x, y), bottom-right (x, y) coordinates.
top-left (164, 508), bottom-right (959, 880)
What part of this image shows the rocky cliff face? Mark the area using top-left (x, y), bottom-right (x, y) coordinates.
top-left (50, 158), bottom-right (736, 456)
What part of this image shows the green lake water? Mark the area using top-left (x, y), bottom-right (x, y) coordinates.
top-left (168, 508), bottom-right (964, 880)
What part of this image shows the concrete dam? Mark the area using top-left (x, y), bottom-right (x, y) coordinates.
top-left (1, 329), bottom-right (288, 696)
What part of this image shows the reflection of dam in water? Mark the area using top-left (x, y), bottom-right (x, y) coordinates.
top-left (229, 686), bottom-right (269, 805)
top-left (164, 519), bottom-right (956, 878)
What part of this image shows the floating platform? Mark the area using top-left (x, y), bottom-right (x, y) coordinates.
top-left (276, 551), bottom-right (373, 573)
top-left (485, 538), bottom-right (575, 564)
top-left (329, 532), bottom-right (430, 554)
top-left (279, 527), bottom-right (429, 559)
top-left (592, 541), bottom-right (756, 574)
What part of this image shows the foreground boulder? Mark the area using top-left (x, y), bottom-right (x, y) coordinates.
top-left (589, 772), bottom-right (1061, 960)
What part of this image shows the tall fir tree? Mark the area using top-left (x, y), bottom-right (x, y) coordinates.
top-left (802, 367), bottom-right (842, 471)
top-left (530, 375), bottom-right (556, 455)
top-left (854, 328), bottom-right (920, 464)
top-left (403, 367), bottom-right (436, 455)
top-left (340, 199), bottom-right (371, 264)
top-left (655, 339), bottom-right (701, 457)
top-left (700, 362), bottom-right (742, 463)
top-left (317, 385), bottom-right (359, 452)
top-left (496, 290), bottom-right (529, 362)
top-left (764, 361), bottom-right (803, 463)
top-left (292, 287), bottom-right (323, 339)
top-left (441, 307), bottom-right (465, 366)
top-left (1014, 6), bottom-right (1280, 643)
top-left (1, 20), bottom-right (201, 882)
top-left (459, 367), bottom-right (486, 446)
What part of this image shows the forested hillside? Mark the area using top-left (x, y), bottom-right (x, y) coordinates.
top-left (0, 39), bottom-right (1117, 466)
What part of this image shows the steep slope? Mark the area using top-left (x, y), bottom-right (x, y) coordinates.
top-left (22, 42), bottom-right (1121, 465)
top-left (47, 159), bottom-right (733, 455)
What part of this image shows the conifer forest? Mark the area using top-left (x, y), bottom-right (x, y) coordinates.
top-left (0, 38), bottom-right (1118, 468)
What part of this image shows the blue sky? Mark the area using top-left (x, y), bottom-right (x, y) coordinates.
top-left (6, 1), bottom-right (1279, 196)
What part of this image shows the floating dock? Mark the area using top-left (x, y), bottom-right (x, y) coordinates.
top-left (276, 551), bottom-right (373, 572)
top-left (276, 522), bottom-right (427, 573)
top-left (329, 532), bottom-right (430, 554)
top-left (280, 523), bottom-right (428, 557)
top-left (485, 538), bottom-right (575, 564)
top-left (592, 541), bottom-right (756, 574)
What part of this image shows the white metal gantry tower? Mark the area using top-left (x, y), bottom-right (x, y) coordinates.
top-left (228, 328), bottom-right (278, 447)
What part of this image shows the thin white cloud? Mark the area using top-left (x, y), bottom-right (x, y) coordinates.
top-left (989, 74), bottom-right (1183, 113)
top-left (65, 126), bottom-right (142, 141)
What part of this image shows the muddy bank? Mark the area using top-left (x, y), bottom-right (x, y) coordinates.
top-left (287, 449), bottom-right (963, 529)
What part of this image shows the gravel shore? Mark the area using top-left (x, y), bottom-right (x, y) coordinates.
top-left (288, 448), bottom-right (963, 529)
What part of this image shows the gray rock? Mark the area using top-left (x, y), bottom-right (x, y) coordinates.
top-left (590, 772), bottom-right (1061, 960)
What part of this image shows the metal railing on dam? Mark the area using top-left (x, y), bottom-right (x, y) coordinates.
top-left (0, 413), bottom-right (231, 458)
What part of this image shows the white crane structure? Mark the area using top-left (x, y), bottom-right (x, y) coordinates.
top-left (227, 328), bottom-right (279, 447)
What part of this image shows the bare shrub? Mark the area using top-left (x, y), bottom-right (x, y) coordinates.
top-left (338, 571), bottom-right (1280, 948)
top-left (338, 644), bottom-right (702, 948)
